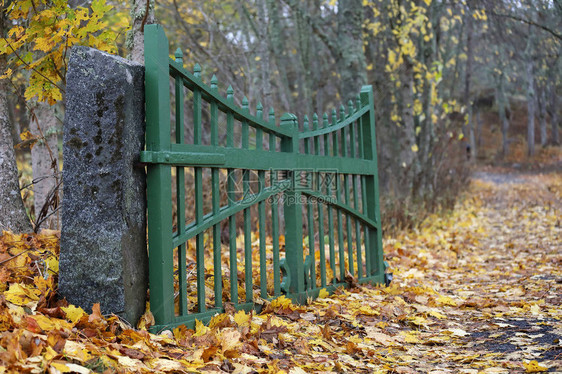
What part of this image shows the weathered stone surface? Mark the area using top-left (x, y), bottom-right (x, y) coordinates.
top-left (59, 46), bottom-right (147, 325)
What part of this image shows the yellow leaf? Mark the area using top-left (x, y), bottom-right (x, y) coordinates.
top-left (193, 319), bottom-right (210, 337)
top-left (20, 130), bottom-right (35, 141)
top-left (437, 295), bottom-right (458, 306)
top-left (429, 310), bottom-right (447, 319)
top-left (411, 144), bottom-right (419, 153)
top-left (234, 310), bottom-right (251, 327)
top-left (318, 288), bottom-right (330, 299)
top-left (220, 329), bottom-right (242, 352)
top-left (523, 360), bottom-right (548, 373)
top-left (423, 0), bottom-right (431, 5)
top-left (50, 361), bottom-right (71, 373)
top-left (208, 313), bottom-right (229, 328)
top-left (0, 68), bottom-right (13, 79)
top-left (408, 316), bottom-right (429, 327)
top-left (45, 255), bottom-right (59, 275)
top-left (62, 305), bottom-right (86, 324)
top-left (270, 295), bottom-right (294, 310)
top-left (5, 283), bottom-right (40, 306)
top-left (401, 331), bottom-right (421, 343)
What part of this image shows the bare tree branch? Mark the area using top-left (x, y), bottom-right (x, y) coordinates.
top-left (489, 11), bottom-right (562, 40)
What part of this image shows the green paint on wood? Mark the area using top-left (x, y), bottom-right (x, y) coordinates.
top-left (143, 26), bottom-right (385, 331)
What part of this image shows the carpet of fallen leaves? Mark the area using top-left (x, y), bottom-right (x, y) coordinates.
top-left (0, 169), bottom-right (560, 373)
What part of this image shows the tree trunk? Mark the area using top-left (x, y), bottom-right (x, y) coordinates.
top-left (267, 0), bottom-right (293, 112)
top-left (0, 10), bottom-right (32, 233)
top-left (30, 102), bottom-right (60, 229)
top-left (397, 62), bottom-right (418, 198)
top-left (547, 84), bottom-right (560, 145)
top-left (537, 86), bottom-right (547, 147)
top-left (495, 72), bottom-right (510, 158)
top-left (463, 6), bottom-right (476, 161)
top-left (256, 0), bottom-right (272, 112)
top-left (337, 0), bottom-right (367, 102)
top-left (129, 0), bottom-right (156, 64)
top-left (291, 0), bottom-right (313, 118)
top-left (525, 28), bottom-right (536, 157)
top-left (468, 106), bottom-right (477, 161)
top-left (526, 60), bottom-right (536, 157)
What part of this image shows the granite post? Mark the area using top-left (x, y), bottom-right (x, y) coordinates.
top-left (59, 46), bottom-right (148, 325)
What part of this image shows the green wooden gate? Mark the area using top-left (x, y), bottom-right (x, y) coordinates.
top-left (141, 25), bottom-right (388, 331)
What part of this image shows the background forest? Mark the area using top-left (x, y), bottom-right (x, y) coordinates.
top-left (0, 0), bottom-right (560, 233)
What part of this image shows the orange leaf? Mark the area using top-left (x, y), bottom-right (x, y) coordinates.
top-left (88, 303), bottom-right (102, 322)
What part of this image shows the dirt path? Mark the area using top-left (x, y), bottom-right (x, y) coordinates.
top-left (375, 170), bottom-right (562, 373)
top-left (449, 171), bottom-right (561, 371)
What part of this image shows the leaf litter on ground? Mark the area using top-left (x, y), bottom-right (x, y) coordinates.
top-left (0, 169), bottom-right (560, 373)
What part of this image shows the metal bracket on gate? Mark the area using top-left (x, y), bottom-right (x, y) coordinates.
top-left (383, 261), bottom-right (393, 286)
top-left (140, 150), bottom-right (226, 166)
top-left (303, 255), bottom-right (313, 290)
top-left (280, 258), bottom-right (291, 294)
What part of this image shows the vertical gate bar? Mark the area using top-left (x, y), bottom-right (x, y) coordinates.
top-left (269, 109), bottom-right (281, 296)
top-left (313, 114), bottom-right (326, 287)
top-left (193, 70), bottom-right (206, 312)
top-left (353, 174), bottom-right (363, 279)
top-left (257, 104), bottom-right (267, 298)
top-left (259, 182), bottom-right (267, 298)
top-left (210, 76), bottom-right (222, 309)
top-left (361, 174), bottom-right (371, 276)
top-left (243, 168), bottom-right (252, 303)
top-left (226, 86), bottom-right (234, 148)
top-left (323, 113), bottom-right (336, 284)
top-left (357, 95), bottom-right (365, 159)
top-left (336, 175), bottom-right (345, 280)
top-left (144, 25), bottom-right (175, 324)
top-left (323, 113), bottom-right (330, 159)
top-left (242, 97), bottom-right (249, 148)
top-left (256, 102), bottom-right (263, 151)
top-left (357, 95), bottom-right (368, 278)
top-left (361, 86), bottom-right (384, 280)
top-left (228, 171), bottom-right (238, 304)
top-left (269, 109), bottom-right (276, 152)
top-left (193, 65), bottom-right (202, 144)
top-left (303, 116), bottom-right (315, 289)
top-left (340, 105), bottom-right (347, 158)
top-left (332, 110), bottom-right (345, 280)
top-left (174, 50), bottom-right (188, 315)
top-left (341, 105), bottom-right (352, 275)
top-left (271, 171), bottom-right (280, 296)
top-left (212, 166), bottom-right (222, 308)
top-left (313, 113), bottom-right (320, 159)
top-left (303, 115), bottom-right (310, 154)
top-left (341, 104), bottom-right (353, 275)
top-left (344, 174), bottom-right (354, 277)
top-left (281, 113), bottom-right (304, 299)
top-left (226, 87), bottom-right (238, 304)
top-left (332, 109), bottom-right (338, 157)
top-left (349, 100), bottom-right (356, 158)
top-left (241, 98), bottom-right (252, 303)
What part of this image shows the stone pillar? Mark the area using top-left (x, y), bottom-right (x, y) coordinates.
top-left (59, 46), bottom-right (147, 325)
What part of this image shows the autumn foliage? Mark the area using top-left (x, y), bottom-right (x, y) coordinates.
top-left (0, 167), bottom-right (560, 372)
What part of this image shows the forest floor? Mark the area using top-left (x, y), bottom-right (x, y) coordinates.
top-left (0, 165), bottom-right (561, 373)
